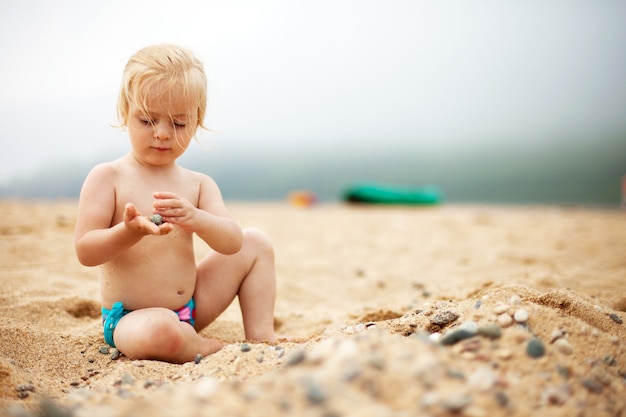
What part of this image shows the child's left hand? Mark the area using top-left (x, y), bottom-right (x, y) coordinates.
top-left (152, 191), bottom-right (199, 232)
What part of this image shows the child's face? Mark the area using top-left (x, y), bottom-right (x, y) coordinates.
top-left (127, 86), bottom-right (199, 166)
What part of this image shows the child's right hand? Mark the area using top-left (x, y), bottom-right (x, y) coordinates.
top-left (123, 203), bottom-right (174, 236)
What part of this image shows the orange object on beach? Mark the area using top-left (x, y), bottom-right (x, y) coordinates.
top-left (288, 191), bottom-right (318, 207)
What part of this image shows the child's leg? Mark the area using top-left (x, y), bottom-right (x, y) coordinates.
top-left (113, 308), bottom-right (223, 364)
top-left (193, 227), bottom-right (278, 342)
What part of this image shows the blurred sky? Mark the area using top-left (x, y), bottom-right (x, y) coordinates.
top-left (1, 0), bottom-right (625, 183)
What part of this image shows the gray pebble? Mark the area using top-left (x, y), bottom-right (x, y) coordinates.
top-left (150, 214), bottom-right (163, 225)
top-left (603, 356), bottom-right (617, 366)
top-left (194, 354), bottom-right (203, 364)
top-left (121, 372), bottom-right (135, 386)
top-left (556, 364), bottom-right (571, 379)
top-left (440, 329), bottom-right (476, 346)
top-left (305, 381), bottom-right (327, 404)
top-left (285, 349), bottom-right (306, 366)
top-left (609, 313), bottom-right (623, 324)
top-left (110, 349), bottom-right (121, 360)
top-left (477, 324), bottom-right (502, 339)
top-left (16, 384), bottom-right (35, 393)
top-left (117, 389), bottom-right (134, 399)
top-left (240, 343), bottom-right (251, 352)
top-left (526, 338), bottom-right (545, 358)
top-left (429, 310), bottom-right (459, 326)
top-left (581, 378), bottom-right (603, 394)
top-left (98, 346), bottom-right (109, 355)
top-left (495, 391), bottom-right (510, 408)
top-left (38, 398), bottom-right (73, 417)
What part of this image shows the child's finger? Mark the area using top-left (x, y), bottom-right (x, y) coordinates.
top-left (153, 191), bottom-right (179, 200)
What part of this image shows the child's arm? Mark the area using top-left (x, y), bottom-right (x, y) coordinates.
top-left (74, 165), bottom-right (172, 266)
top-left (152, 176), bottom-right (243, 255)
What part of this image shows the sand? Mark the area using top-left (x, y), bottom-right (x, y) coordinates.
top-left (0, 200), bottom-right (625, 416)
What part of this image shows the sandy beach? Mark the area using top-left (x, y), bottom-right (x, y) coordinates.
top-left (1, 199), bottom-right (624, 416)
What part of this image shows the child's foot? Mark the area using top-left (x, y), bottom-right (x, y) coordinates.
top-left (201, 337), bottom-right (224, 356)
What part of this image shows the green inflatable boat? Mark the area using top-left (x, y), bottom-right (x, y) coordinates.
top-left (343, 182), bottom-right (442, 205)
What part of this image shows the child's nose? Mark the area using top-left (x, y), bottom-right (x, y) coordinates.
top-left (153, 121), bottom-right (171, 140)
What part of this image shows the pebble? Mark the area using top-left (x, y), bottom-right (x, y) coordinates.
top-left (429, 310), bottom-right (459, 326)
top-left (459, 321), bottom-right (478, 334)
top-left (509, 294), bottom-right (522, 305)
top-left (121, 373), bottom-right (135, 386)
top-left (549, 329), bottom-right (566, 343)
top-left (581, 378), bottom-right (603, 394)
top-left (275, 346), bottom-right (285, 358)
top-left (497, 313), bottom-right (513, 327)
top-left (609, 313), bottom-right (623, 324)
top-left (285, 349), bottom-right (306, 366)
top-left (440, 329), bottom-right (476, 346)
top-left (240, 343), bottom-right (251, 352)
top-left (513, 308), bottom-right (529, 323)
top-left (542, 385), bottom-right (570, 406)
top-left (194, 354), bottom-right (203, 364)
top-left (150, 214), bottom-right (163, 225)
top-left (304, 380), bottom-right (327, 404)
top-left (556, 364), bottom-right (571, 379)
top-left (526, 338), bottom-right (545, 358)
top-left (192, 378), bottom-right (218, 399)
top-left (16, 384), bottom-right (35, 398)
top-left (554, 339), bottom-right (573, 355)
top-left (492, 304), bottom-right (510, 315)
top-left (442, 393), bottom-right (472, 412)
top-left (110, 349), bottom-right (121, 360)
top-left (497, 349), bottom-right (512, 360)
top-left (468, 366), bottom-right (498, 391)
top-left (477, 324), bottom-right (502, 339)
top-left (98, 346), bottom-right (109, 355)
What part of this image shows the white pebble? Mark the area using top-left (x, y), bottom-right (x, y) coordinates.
top-left (550, 329), bottom-right (566, 343)
top-left (554, 339), bottom-right (573, 355)
top-left (492, 304), bottom-right (510, 315)
top-left (429, 332), bottom-right (441, 342)
top-left (497, 313), bottom-right (513, 327)
top-left (509, 295), bottom-right (522, 305)
top-left (192, 378), bottom-right (218, 399)
top-left (513, 308), bottom-right (529, 323)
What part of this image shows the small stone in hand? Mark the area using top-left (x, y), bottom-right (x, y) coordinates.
top-left (150, 214), bottom-right (163, 225)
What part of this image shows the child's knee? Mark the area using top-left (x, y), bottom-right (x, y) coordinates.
top-left (121, 310), bottom-right (186, 358)
top-left (149, 321), bottom-right (185, 354)
top-left (243, 227), bottom-right (274, 256)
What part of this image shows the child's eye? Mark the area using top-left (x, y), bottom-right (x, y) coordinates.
top-left (173, 122), bottom-right (187, 129)
top-left (139, 118), bottom-right (155, 125)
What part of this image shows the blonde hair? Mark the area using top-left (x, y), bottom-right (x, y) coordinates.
top-left (117, 44), bottom-right (208, 133)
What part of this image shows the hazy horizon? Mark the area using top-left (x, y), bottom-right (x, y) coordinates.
top-left (1, 1), bottom-right (625, 199)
